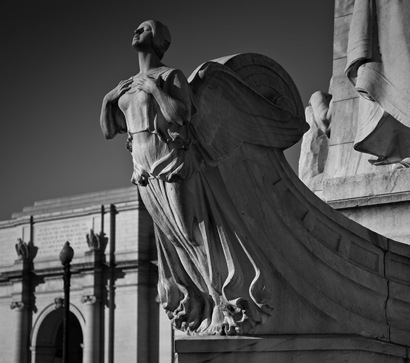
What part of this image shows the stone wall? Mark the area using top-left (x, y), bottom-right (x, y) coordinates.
top-left (0, 186), bottom-right (172, 363)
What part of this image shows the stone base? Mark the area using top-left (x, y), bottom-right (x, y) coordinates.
top-left (175, 335), bottom-right (409, 363)
top-left (323, 169), bottom-right (410, 245)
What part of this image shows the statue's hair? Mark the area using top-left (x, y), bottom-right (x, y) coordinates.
top-left (140, 20), bottom-right (171, 59)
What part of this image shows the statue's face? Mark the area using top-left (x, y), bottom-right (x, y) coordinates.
top-left (132, 23), bottom-right (153, 49)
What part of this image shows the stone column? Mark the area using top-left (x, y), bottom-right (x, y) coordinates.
top-left (136, 262), bottom-right (159, 363)
top-left (134, 198), bottom-right (159, 363)
top-left (81, 295), bottom-right (101, 363)
top-left (10, 301), bottom-right (30, 363)
top-left (82, 227), bottom-right (107, 363)
top-left (9, 237), bottom-right (36, 363)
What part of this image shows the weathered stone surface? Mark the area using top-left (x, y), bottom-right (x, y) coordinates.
top-left (323, 0), bottom-right (410, 187)
top-left (175, 335), bottom-right (410, 363)
top-left (299, 92), bottom-right (331, 193)
top-left (324, 167), bottom-right (410, 244)
top-left (345, 0), bottom-right (410, 165)
top-left (329, 98), bottom-right (358, 145)
top-left (335, 202), bottom-right (410, 245)
top-left (386, 240), bottom-right (410, 345)
top-left (334, 14), bottom-right (352, 60)
top-left (331, 78), bottom-right (355, 110)
top-left (331, 59), bottom-right (358, 102)
top-left (316, 1), bottom-right (410, 263)
top-left (324, 169), bottom-right (410, 202)
top-left (323, 143), bottom-right (371, 180)
top-left (332, 56), bottom-right (347, 77)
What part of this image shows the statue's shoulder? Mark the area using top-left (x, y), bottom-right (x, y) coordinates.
top-left (156, 66), bottom-right (181, 79)
top-left (157, 67), bottom-right (189, 91)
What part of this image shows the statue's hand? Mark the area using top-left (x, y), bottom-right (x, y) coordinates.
top-left (135, 75), bottom-right (157, 94)
top-left (105, 78), bottom-right (133, 103)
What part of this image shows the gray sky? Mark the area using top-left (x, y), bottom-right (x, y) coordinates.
top-left (0, 0), bottom-right (334, 220)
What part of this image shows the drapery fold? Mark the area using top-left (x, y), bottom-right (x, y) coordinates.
top-left (346, 0), bottom-right (410, 163)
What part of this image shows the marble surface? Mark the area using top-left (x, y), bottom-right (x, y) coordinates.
top-left (324, 169), bottom-right (410, 202)
top-left (345, 0), bottom-right (410, 164)
top-left (322, 0), bottom-right (410, 188)
top-left (314, 1), bottom-right (410, 251)
top-left (175, 335), bottom-right (410, 363)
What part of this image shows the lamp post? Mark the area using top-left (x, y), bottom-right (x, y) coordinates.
top-left (59, 241), bottom-right (74, 363)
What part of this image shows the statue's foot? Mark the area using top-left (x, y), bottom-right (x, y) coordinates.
top-left (218, 298), bottom-right (259, 336)
top-left (393, 157), bottom-right (410, 169)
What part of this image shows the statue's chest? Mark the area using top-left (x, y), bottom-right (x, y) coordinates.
top-left (118, 84), bottom-right (151, 114)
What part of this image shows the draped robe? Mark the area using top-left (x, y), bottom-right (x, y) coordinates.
top-left (102, 57), bottom-right (308, 334)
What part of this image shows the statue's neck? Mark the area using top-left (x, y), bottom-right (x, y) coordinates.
top-left (138, 51), bottom-right (163, 73)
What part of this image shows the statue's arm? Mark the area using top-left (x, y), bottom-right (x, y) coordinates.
top-left (136, 70), bottom-right (192, 125)
top-left (100, 80), bottom-right (131, 139)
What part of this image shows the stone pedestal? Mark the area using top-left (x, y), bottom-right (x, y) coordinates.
top-left (325, 169), bottom-right (410, 245)
top-left (175, 335), bottom-right (410, 363)
top-left (318, 0), bottom-right (410, 246)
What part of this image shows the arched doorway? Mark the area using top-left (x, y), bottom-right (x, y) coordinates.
top-left (32, 305), bottom-right (84, 363)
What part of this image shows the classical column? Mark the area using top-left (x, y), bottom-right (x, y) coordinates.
top-left (136, 262), bottom-right (159, 363)
top-left (10, 237), bottom-right (37, 363)
top-left (82, 227), bottom-right (107, 363)
top-left (81, 295), bottom-right (101, 363)
top-left (10, 301), bottom-right (30, 363)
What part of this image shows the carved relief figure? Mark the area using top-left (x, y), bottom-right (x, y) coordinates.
top-left (346, 0), bottom-right (410, 167)
top-left (15, 238), bottom-right (29, 260)
top-left (299, 90), bottom-right (332, 193)
top-left (100, 20), bottom-right (307, 334)
top-left (86, 229), bottom-right (107, 252)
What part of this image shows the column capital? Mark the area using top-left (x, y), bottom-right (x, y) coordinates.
top-left (10, 301), bottom-right (24, 311)
top-left (81, 295), bottom-right (97, 305)
top-left (86, 229), bottom-right (108, 252)
top-left (54, 297), bottom-right (64, 309)
top-left (14, 238), bottom-right (37, 263)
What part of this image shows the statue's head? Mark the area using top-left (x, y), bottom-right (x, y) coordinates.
top-left (134, 20), bottom-right (171, 59)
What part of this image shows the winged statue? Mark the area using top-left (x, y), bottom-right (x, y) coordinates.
top-left (101, 20), bottom-right (410, 345)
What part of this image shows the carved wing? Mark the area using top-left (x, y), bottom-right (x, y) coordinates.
top-left (188, 53), bottom-right (308, 163)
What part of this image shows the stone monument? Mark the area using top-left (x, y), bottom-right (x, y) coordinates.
top-left (301, 0), bottom-right (410, 244)
top-left (101, 16), bottom-right (410, 362)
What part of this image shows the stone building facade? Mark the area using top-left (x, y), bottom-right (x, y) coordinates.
top-left (0, 186), bottom-right (173, 363)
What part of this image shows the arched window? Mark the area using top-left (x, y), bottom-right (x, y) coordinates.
top-left (31, 304), bottom-right (84, 363)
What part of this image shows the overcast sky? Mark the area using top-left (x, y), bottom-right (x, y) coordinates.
top-left (0, 0), bottom-right (334, 221)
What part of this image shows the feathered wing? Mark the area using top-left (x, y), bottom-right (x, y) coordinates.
top-left (141, 55), bottom-right (309, 334)
top-left (188, 55), bottom-right (308, 163)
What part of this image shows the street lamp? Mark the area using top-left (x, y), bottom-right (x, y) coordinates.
top-left (59, 241), bottom-right (74, 363)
